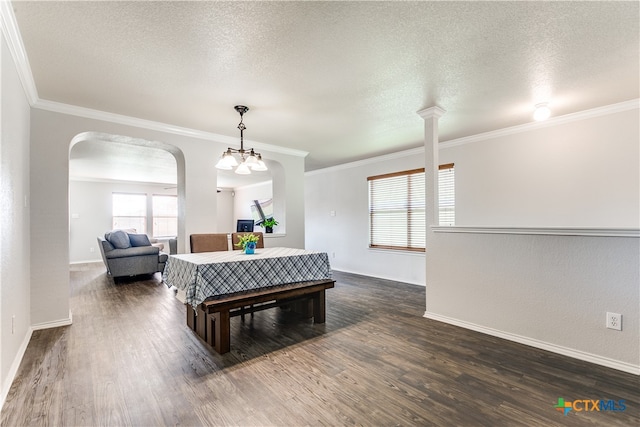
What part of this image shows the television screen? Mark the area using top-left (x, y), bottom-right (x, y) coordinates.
top-left (236, 219), bottom-right (254, 232)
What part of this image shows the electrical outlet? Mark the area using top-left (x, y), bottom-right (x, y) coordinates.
top-left (12, 315), bottom-right (15, 334)
top-left (606, 312), bottom-right (622, 331)
top-left (90, 247), bottom-right (95, 253)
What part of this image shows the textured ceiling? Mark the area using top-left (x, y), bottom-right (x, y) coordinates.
top-left (11, 1), bottom-right (640, 181)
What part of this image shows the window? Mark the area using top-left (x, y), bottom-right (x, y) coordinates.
top-left (152, 195), bottom-right (178, 237)
top-left (368, 169), bottom-right (426, 252)
top-left (112, 193), bottom-right (146, 232)
top-left (368, 164), bottom-right (456, 251)
top-left (439, 163), bottom-right (455, 226)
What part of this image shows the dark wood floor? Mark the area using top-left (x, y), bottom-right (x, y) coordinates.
top-left (2, 263), bottom-right (638, 426)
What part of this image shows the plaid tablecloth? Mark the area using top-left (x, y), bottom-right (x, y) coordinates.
top-left (163, 247), bottom-right (332, 307)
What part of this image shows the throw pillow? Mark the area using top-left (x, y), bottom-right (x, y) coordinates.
top-left (128, 233), bottom-right (151, 247)
top-left (107, 230), bottom-right (131, 249)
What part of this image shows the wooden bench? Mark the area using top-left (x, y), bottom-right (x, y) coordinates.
top-left (186, 279), bottom-right (335, 354)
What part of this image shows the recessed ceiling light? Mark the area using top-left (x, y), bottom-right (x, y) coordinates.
top-left (533, 103), bottom-right (551, 121)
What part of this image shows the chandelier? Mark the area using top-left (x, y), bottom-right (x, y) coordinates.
top-left (215, 105), bottom-right (267, 175)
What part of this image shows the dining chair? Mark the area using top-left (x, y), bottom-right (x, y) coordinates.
top-left (189, 233), bottom-right (230, 253)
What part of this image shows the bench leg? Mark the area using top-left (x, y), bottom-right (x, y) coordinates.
top-left (290, 298), bottom-right (313, 318)
top-left (186, 304), bottom-right (196, 331)
top-left (206, 314), bottom-right (215, 347)
top-left (195, 305), bottom-right (207, 339)
top-left (312, 289), bottom-right (326, 323)
top-left (240, 305), bottom-right (255, 321)
top-left (213, 310), bottom-right (231, 354)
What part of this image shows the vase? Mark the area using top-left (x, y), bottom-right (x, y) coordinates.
top-left (245, 241), bottom-right (256, 254)
top-left (265, 226), bottom-right (273, 234)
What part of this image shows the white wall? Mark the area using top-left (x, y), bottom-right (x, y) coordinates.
top-left (216, 188), bottom-right (234, 234)
top-left (0, 33), bottom-right (31, 406)
top-left (69, 180), bottom-right (177, 263)
top-left (305, 102), bottom-right (640, 373)
top-left (29, 107), bottom-right (306, 328)
top-left (427, 230), bottom-right (639, 372)
top-left (441, 107), bottom-right (640, 227)
top-left (428, 103), bottom-right (639, 373)
top-left (305, 151), bottom-right (426, 285)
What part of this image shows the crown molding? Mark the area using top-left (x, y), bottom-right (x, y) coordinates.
top-left (307, 99), bottom-right (640, 176)
top-left (305, 146), bottom-right (424, 177)
top-left (1, 0), bottom-right (307, 159)
top-left (439, 99), bottom-right (640, 149)
top-left (0, 0), bottom-right (38, 104)
top-left (34, 99), bottom-right (308, 158)
top-left (4, 0), bottom-right (636, 164)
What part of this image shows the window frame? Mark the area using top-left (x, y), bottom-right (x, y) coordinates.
top-left (367, 163), bottom-right (455, 251)
top-left (368, 168), bottom-right (426, 252)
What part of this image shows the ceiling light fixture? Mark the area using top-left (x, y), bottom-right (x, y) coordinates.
top-left (533, 103), bottom-right (551, 121)
top-left (215, 105), bottom-right (267, 175)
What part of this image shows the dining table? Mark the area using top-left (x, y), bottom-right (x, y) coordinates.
top-left (162, 246), bottom-right (332, 308)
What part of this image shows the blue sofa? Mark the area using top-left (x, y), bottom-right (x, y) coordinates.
top-left (97, 230), bottom-right (169, 279)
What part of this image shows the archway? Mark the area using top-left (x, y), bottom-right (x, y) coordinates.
top-left (216, 158), bottom-right (286, 235)
top-left (69, 132), bottom-right (187, 259)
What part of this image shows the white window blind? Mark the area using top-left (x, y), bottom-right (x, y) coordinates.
top-left (112, 193), bottom-right (146, 232)
top-left (439, 163), bottom-right (455, 226)
top-left (368, 169), bottom-right (426, 252)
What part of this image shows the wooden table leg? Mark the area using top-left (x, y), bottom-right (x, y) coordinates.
top-left (213, 310), bottom-right (231, 354)
top-left (312, 289), bottom-right (326, 323)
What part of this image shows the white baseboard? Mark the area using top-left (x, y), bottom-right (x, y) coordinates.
top-left (1, 310), bottom-right (73, 411)
top-left (31, 310), bottom-right (73, 331)
top-left (331, 268), bottom-right (425, 287)
top-left (424, 311), bottom-right (640, 376)
top-left (70, 259), bottom-right (102, 265)
top-left (0, 327), bottom-right (33, 411)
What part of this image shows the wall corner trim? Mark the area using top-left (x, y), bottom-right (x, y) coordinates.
top-left (424, 312), bottom-right (640, 375)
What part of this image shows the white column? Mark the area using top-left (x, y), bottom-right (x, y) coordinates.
top-left (417, 106), bottom-right (446, 242)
